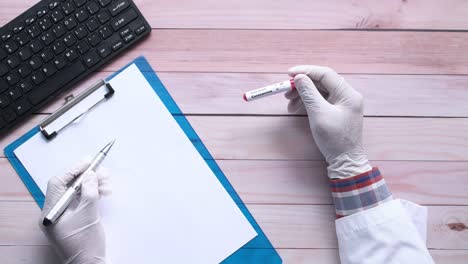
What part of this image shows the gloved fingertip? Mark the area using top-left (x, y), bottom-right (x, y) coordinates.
top-left (96, 166), bottom-right (111, 178)
top-left (81, 171), bottom-right (100, 201)
top-left (288, 65), bottom-right (311, 77)
top-left (294, 74), bottom-right (313, 89)
top-left (99, 186), bottom-right (112, 196)
top-left (287, 97), bottom-right (303, 113)
top-left (284, 89), bottom-right (299, 100)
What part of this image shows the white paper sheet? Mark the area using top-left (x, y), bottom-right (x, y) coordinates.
top-left (14, 64), bottom-right (257, 264)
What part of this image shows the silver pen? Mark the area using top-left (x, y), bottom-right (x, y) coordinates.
top-left (43, 139), bottom-right (116, 226)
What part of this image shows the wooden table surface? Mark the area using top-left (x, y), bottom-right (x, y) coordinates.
top-left (1, 0), bottom-right (468, 263)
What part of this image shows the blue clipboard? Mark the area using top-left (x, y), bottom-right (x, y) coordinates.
top-left (4, 56), bottom-right (282, 264)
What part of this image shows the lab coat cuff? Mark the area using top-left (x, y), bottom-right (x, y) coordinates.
top-left (335, 199), bottom-right (404, 238)
top-left (330, 167), bottom-right (393, 218)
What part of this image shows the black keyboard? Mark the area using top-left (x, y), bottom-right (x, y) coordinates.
top-left (0, 0), bottom-right (150, 136)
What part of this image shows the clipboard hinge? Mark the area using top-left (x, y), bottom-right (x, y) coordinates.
top-left (39, 80), bottom-right (115, 140)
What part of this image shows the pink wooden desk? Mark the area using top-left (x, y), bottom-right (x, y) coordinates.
top-left (1, 0), bottom-right (468, 263)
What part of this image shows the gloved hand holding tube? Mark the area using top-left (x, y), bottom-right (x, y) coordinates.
top-left (285, 65), bottom-right (372, 179)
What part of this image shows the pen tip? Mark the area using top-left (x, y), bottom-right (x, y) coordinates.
top-left (43, 218), bottom-right (52, 226)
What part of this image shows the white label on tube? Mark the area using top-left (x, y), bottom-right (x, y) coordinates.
top-left (244, 80), bottom-right (292, 101)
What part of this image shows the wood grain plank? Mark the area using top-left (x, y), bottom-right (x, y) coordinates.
top-left (1, 202), bottom-right (467, 250)
top-left (278, 249), bottom-right (468, 264)
top-left (0, 246), bottom-right (467, 264)
top-left (3, 159), bottom-right (468, 206)
top-left (159, 73), bottom-right (468, 118)
top-left (220, 160), bottom-right (468, 205)
top-left (96, 30), bottom-right (468, 74)
top-left (2, 116), bottom-right (467, 161)
top-left (188, 116), bottom-right (468, 161)
top-left (33, 72), bottom-right (468, 118)
top-left (2, 0), bottom-right (468, 30)
top-left (138, 0), bottom-right (468, 30)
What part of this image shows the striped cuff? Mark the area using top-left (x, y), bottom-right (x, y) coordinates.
top-left (330, 167), bottom-right (393, 218)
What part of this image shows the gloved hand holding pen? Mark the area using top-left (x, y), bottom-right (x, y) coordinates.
top-left (40, 160), bottom-right (111, 264)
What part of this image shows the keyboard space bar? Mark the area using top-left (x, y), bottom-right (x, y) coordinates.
top-left (28, 61), bottom-right (87, 106)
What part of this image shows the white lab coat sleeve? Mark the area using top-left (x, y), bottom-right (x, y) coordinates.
top-left (335, 199), bottom-right (435, 264)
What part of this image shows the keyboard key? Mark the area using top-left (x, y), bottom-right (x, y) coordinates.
top-left (1, 31), bottom-right (12, 42)
top-left (62, 2), bottom-right (76, 16)
top-left (98, 0), bottom-right (112, 7)
top-left (87, 32), bottom-right (101, 47)
top-left (74, 0), bottom-right (87, 7)
top-left (27, 25), bottom-right (42, 39)
top-left (42, 63), bottom-right (57, 77)
top-left (6, 56), bottom-right (20, 69)
top-left (123, 32), bottom-right (135, 43)
top-left (52, 40), bottom-right (66, 55)
top-left (110, 9), bottom-right (137, 31)
top-left (6, 72), bottom-right (20, 86)
top-left (41, 32), bottom-right (55, 46)
top-left (0, 63), bottom-right (8, 76)
top-left (87, 1), bottom-right (100, 15)
top-left (0, 48), bottom-right (6, 60)
top-left (29, 40), bottom-right (44, 53)
top-left (19, 80), bottom-right (33, 93)
top-left (40, 49), bottom-right (55, 62)
top-left (63, 33), bottom-right (77, 47)
top-left (135, 24), bottom-right (147, 35)
top-left (13, 98), bottom-right (31, 116)
top-left (18, 48), bottom-right (32, 61)
top-left (4, 41), bottom-right (18, 54)
top-left (109, 0), bottom-right (130, 16)
top-left (0, 79), bottom-right (9, 93)
top-left (75, 9), bottom-right (89, 23)
top-left (120, 27), bottom-right (131, 37)
top-left (25, 16), bottom-right (37, 26)
top-left (31, 71), bottom-right (45, 85)
top-left (65, 49), bottom-right (79, 62)
top-left (111, 40), bottom-right (123, 51)
top-left (53, 56), bottom-right (67, 69)
top-left (12, 23), bottom-right (25, 34)
top-left (74, 26), bottom-right (88, 39)
top-left (50, 9), bottom-right (64, 23)
top-left (14, 32), bottom-right (30, 46)
top-left (29, 56), bottom-right (43, 70)
top-left (52, 24), bottom-right (67, 38)
top-left (0, 94), bottom-right (9, 108)
top-left (38, 17), bottom-right (53, 31)
top-left (8, 87), bottom-right (22, 100)
top-left (49, 1), bottom-right (60, 10)
top-left (99, 25), bottom-right (112, 39)
top-left (76, 41), bottom-right (90, 54)
top-left (2, 108), bottom-right (17, 123)
top-left (97, 45), bottom-right (111, 58)
top-left (37, 7), bottom-right (49, 18)
top-left (86, 18), bottom-right (100, 32)
top-left (18, 64), bottom-right (32, 78)
top-left (83, 50), bottom-right (100, 67)
top-left (28, 61), bottom-right (86, 105)
top-left (64, 16), bottom-right (78, 30)
top-left (97, 10), bottom-right (111, 24)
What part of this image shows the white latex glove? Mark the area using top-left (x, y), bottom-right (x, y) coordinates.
top-left (286, 65), bottom-right (372, 179)
top-left (39, 160), bottom-right (111, 264)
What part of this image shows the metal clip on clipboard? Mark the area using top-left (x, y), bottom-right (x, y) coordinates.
top-left (39, 80), bottom-right (115, 140)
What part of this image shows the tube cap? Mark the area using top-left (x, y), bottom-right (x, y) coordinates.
top-left (290, 79), bottom-right (296, 90)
